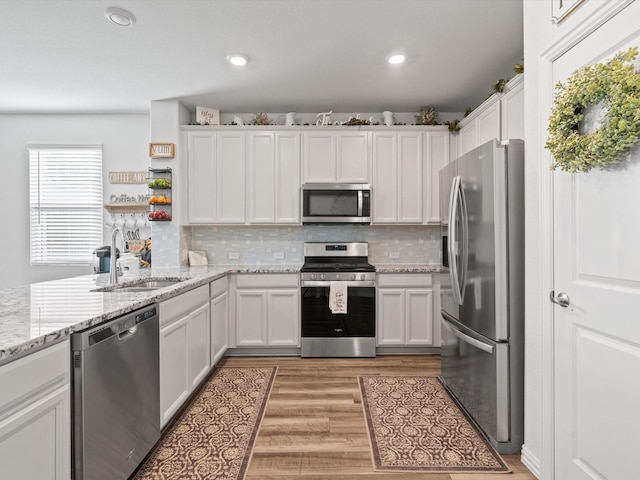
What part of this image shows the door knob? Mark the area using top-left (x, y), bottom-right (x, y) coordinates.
top-left (550, 290), bottom-right (570, 307)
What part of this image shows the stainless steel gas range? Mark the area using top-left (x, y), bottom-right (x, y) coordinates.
top-left (300, 242), bottom-right (376, 357)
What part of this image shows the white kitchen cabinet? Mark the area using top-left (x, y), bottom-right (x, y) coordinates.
top-left (186, 131), bottom-right (246, 224)
top-left (423, 130), bottom-right (450, 223)
top-left (210, 277), bottom-right (228, 366)
top-left (377, 274), bottom-right (434, 346)
top-left (302, 131), bottom-right (369, 183)
top-left (372, 131), bottom-right (423, 224)
top-left (500, 74), bottom-right (524, 142)
top-left (0, 340), bottom-right (71, 480)
top-left (159, 285), bottom-right (210, 427)
top-left (235, 274), bottom-right (299, 347)
top-left (457, 74), bottom-right (524, 156)
top-left (248, 131), bottom-right (301, 224)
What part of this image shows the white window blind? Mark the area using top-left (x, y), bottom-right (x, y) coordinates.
top-left (28, 145), bottom-right (103, 265)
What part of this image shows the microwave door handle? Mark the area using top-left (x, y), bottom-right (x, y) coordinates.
top-left (357, 190), bottom-right (363, 217)
top-left (448, 176), bottom-right (463, 305)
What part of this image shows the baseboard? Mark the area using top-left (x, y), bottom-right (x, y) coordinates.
top-left (520, 444), bottom-right (542, 479)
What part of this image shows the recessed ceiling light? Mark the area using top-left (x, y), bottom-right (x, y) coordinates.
top-left (226, 54), bottom-right (250, 67)
top-left (387, 53), bottom-right (406, 65)
top-left (104, 7), bottom-right (136, 26)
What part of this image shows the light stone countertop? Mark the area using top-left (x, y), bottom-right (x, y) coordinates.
top-left (0, 263), bottom-right (440, 365)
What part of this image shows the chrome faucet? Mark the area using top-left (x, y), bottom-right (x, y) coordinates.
top-left (109, 226), bottom-right (126, 285)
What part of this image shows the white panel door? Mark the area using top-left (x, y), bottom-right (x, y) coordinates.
top-left (376, 289), bottom-right (405, 345)
top-left (303, 132), bottom-right (336, 183)
top-left (187, 132), bottom-right (217, 223)
top-left (236, 290), bottom-right (268, 346)
top-left (372, 133), bottom-right (398, 223)
top-left (217, 132), bottom-right (246, 223)
top-left (397, 132), bottom-right (423, 223)
top-left (248, 132), bottom-right (276, 223)
top-left (552, 10), bottom-right (640, 479)
top-left (210, 292), bottom-right (228, 365)
top-left (424, 131), bottom-right (450, 224)
top-left (160, 315), bottom-right (190, 427)
top-left (189, 303), bottom-right (211, 389)
top-left (267, 289), bottom-right (300, 346)
top-left (337, 132), bottom-right (369, 182)
top-left (405, 289), bottom-right (433, 345)
top-left (275, 132), bottom-right (301, 223)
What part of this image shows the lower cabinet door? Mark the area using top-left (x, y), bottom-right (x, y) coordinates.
top-left (377, 288), bottom-right (406, 345)
top-left (160, 315), bottom-right (190, 427)
top-left (267, 289), bottom-right (300, 346)
top-left (189, 303), bottom-right (211, 389)
top-left (0, 385), bottom-right (70, 480)
top-left (405, 289), bottom-right (434, 345)
top-left (236, 290), bottom-right (268, 346)
top-left (210, 292), bottom-right (229, 365)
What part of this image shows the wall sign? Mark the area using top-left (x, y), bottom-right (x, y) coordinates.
top-left (149, 143), bottom-right (175, 159)
top-left (108, 171), bottom-right (148, 184)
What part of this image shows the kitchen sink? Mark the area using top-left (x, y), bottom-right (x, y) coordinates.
top-left (93, 278), bottom-right (190, 293)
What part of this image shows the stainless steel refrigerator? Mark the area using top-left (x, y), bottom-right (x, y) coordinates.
top-left (439, 139), bottom-right (524, 454)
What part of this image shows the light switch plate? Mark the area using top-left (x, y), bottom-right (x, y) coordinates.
top-left (273, 252), bottom-right (285, 260)
top-left (228, 252), bottom-right (240, 260)
top-left (389, 252), bottom-right (400, 259)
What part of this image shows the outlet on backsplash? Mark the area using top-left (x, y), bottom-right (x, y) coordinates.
top-left (273, 252), bottom-right (285, 260)
top-left (228, 252), bottom-right (240, 260)
top-left (389, 252), bottom-right (400, 259)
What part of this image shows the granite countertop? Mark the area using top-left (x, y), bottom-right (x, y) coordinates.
top-left (0, 262), bottom-right (440, 365)
top-left (0, 265), bottom-right (301, 366)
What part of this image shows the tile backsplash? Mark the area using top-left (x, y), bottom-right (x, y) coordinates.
top-left (184, 225), bottom-right (441, 266)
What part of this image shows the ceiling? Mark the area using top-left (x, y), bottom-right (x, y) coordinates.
top-left (0, 0), bottom-right (523, 115)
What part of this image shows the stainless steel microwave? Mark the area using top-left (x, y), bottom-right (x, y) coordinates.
top-left (302, 183), bottom-right (371, 224)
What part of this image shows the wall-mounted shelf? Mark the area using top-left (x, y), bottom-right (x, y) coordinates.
top-left (148, 168), bottom-right (172, 221)
top-left (104, 202), bottom-right (149, 214)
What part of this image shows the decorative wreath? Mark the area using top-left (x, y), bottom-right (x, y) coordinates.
top-left (545, 46), bottom-right (640, 173)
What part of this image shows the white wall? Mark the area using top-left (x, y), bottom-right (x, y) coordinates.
top-left (0, 114), bottom-right (150, 288)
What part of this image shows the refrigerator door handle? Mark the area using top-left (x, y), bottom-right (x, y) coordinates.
top-left (442, 316), bottom-right (495, 354)
top-left (448, 176), bottom-right (467, 305)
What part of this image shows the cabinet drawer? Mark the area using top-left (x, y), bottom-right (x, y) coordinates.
top-left (0, 340), bottom-right (69, 408)
top-left (210, 276), bottom-right (228, 298)
top-left (377, 273), bottom-right (432, 288)
top-left (236, 273), bottom-right (299, 288)
top-left (160, 285), bottom-right (209, 325)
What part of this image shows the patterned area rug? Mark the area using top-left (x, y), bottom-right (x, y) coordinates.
top-left (134, 366), bottom-right (277, 480)
top-left (359, 375), bottom-right (510, 473)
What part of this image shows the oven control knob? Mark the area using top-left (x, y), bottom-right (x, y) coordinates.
top-left (321, 274), bottom-right (326, 280)
top-left (360, 274), bottom-right (365, 280)
top-left (336, 274), bottom-right (341, 280)
top-left (310, 274), bottom-right (317, 280)
top-left (351, 274), bottom-right (356, 281)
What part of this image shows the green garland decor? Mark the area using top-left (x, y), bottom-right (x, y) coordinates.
top-left (545, 46), bottom-right (640, 173)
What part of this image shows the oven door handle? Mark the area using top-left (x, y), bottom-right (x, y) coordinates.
top-left (300, 280), bottom-right (376, 288)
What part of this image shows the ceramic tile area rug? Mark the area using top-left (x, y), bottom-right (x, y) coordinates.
top-left (359, 375), bottom-right (510, 473)
top-left (134, 366), bottom-right (277, 480)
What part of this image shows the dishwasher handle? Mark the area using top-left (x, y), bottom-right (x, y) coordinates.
top-left (72, 305), bottom-right (158, 351)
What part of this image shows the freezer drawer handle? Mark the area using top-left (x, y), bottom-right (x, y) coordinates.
top-left (550, 290), bottom-right (570, 307)
top-left (443, 319), bottom-right (494, 354)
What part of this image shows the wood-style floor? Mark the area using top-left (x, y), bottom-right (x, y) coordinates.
top-left (218, 355), bottom-right (536, 480)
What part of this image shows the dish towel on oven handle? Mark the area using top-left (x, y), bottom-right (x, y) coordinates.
top-left (329, 281), bottom-right (348, 314)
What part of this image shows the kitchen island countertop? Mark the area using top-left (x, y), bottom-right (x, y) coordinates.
top-left (0, 265), bottom-right (301, 365)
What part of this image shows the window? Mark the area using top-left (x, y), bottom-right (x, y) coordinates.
top-left (28, 145), bottom-right (103, 265)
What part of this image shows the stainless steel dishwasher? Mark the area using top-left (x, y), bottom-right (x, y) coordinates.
top-left (72, 304), bottom-right (160, 480)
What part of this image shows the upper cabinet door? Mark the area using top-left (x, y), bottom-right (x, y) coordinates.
top-left (248, 132), bottom-right (276, 223)
top-left (423, 130), bottom-right (450, 224)
top-left (372, 133), bottom-right (398, 223)
top-left (500, 75), bottom-right (524, 142)
top-left (476, 101), bottom-right (501, 147)
top-left (337, 132), bottom-right (369, 182)
top-left (303, 131), bottom-right (370, 183)
top-left (397, 132), bottom-right (423, 223)
top-left (275, 132), bottom-right (301, 223)
top-left (216, 132), bottom-right (246, 224)
top-left (247, 132), bottom-right (301, 224)
top-left (303, 132), bottom-right (336, 183)
top-left (187, 131), bottom-right (217, 223)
